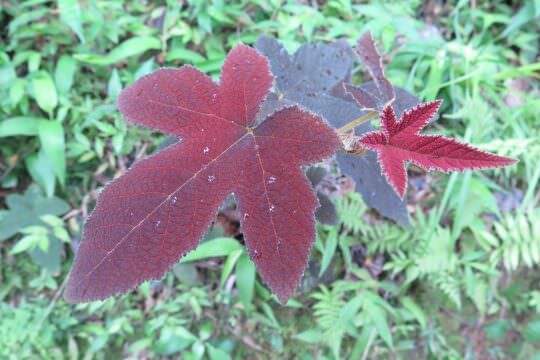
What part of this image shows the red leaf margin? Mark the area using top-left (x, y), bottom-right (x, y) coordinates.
top-left (64, 44), bottom-right (340, 304)
top-left (358, 100), bottom-right (518, 198)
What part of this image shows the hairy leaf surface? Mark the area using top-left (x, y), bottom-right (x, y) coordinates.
top-left (256, 36), bottom-right (412, 225)
top-left (65, 45), bottom-right (340, 303)
top-left (359, 101), bottom-right (518, 198)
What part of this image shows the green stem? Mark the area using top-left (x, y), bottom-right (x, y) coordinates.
top-left (336, 110), bottom-right (378, 134)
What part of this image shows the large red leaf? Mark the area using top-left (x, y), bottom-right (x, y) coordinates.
top-left (64, 45), bottom-right (340, 303)
top-left (359, 100), bottom-right (517, 198)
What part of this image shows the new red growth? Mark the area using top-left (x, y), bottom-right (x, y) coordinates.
top-left (357, 100), bottom-right (517, 198)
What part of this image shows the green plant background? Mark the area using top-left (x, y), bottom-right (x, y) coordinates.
top-left (0, 0), bottom-right (539, 359)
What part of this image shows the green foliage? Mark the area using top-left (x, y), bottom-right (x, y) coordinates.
top-left (1, 0), bottom-right (538, 358)
top-left (477, 209), bottom-right (540, 271)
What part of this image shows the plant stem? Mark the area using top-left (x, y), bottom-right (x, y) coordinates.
top-left (336, 110), bottom-right (379, 134)
top-left (361, 328), bottom-right (377, 360)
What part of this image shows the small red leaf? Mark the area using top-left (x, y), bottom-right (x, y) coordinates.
top-left (360, 100), bottom-right (518, 198)
top-left (65, 45), bottom-right (340, 303)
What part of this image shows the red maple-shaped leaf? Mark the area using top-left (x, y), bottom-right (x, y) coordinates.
top-left (359, 100), bottom-right (517, 198)
top-left (64, 45), bottom-right (340, 303)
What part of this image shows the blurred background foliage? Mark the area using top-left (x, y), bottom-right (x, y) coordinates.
top-left (0, 0), bottom-right (539, 358)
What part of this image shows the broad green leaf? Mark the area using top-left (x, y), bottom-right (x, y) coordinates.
top-left (55, 55), bottom-right (77, 94)
top-left (524, 319), bottom-right (540, 343)
top-left (9, 79), bottom-right (25, 105)
top-left (38, 121), bottom-right (66, 186)
top-left (207, 345), bottom-right (231, 360)
top-left (58, 0), bottom-right (85, 43)
top-left (235, 253), bottom-right (256, 309)
top-left (0, 117), bottom-right (46, 137)
top-left (153, 327), bottom-right (197, 355)
top-left (135, 58), bottom-right (155, 80)
top-left (0, 53), bottom-right (16, 89)
top-left (108, 69), bottom-right (122, 100)
top-left (484, 319), bottom-right (511, 341)
top-left (26, 150), bottom-right (56, 197)
top-left (181, 237), bottom-right (241, 263)
top-left (74, 37), bottom-right (161, 66)
top-left (172, 263), bottom-right (199, 285)
top-left (27, 52), bottom-right (41, 72)
top-left (166, 48), bottom-right (206, 63)
top-left (31, 71), bottom-right (58, 115)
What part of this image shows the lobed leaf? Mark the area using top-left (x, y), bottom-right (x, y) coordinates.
top-left (64, 45), bottom-right (340, 303)
top-left (359, 101), bottom-right (518, 198)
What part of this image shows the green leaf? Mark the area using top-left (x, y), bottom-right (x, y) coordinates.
top-left (166, 48), bottom-right (206, 63)
top-left (401, 296), bottom-right (426, 329)
top-left (319, 227), bottom-right (338, 276)
top-left (181, 237), bottom-right (241, 262)
top-left (74, 37), bottom-right (161, 66)
top-left (58, 0), bottom-right (85, 43)
top-left (135, 59), bottom-right (155, 80)
top-left (0, 117), bottom-right (46, 137)
top-left (0, 186), bottom-right (69, 241)
top-left (55, 55), bottom-right (77, 94)
top-left (524, 320), bottom-right (540, 343)
top-left (30, 236), bottom-right (62, 273)
top-left (365, 302), bottom-right (393, 349)
top-left (153, 327), bottom-right (196, 355)
top-left (31, 71), bottom-right (58, 115)
top-left (38, 121), bottom-right (66, 186)
top-left (293, 329), bottom-right (323, 344)
top-left (220, 249), bottom-right (243, 287)
top-left (0, 53), bottom-right (16, 89)
top-left (235, 253), bottom-right (256, 309)
top-left (484, 319), bottom-right (510, 341)
top-left (26, 150), bottom-right (56, 197)
top-left (172, 263), bottom-right (199, 285)
top-left (207, 344), bottom-right (231, 360)
top-left (11, 235), bottom-right (40, 254)
top-left (108, 69), bottom-right (122, 100)
top-left (9, 79), bottom-right (25, 105)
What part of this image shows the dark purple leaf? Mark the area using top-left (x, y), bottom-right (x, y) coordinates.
top-left (256, 36), bottom-right (410, 225)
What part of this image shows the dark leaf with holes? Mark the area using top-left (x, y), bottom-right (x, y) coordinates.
top-left (64, 45), bottom-right (340, 303)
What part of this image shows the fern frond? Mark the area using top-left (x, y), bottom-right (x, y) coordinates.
top-left (430, 272), bottom-right (462, 309)
top-left (479, 210), bottom-right (540, 271)
top-left (336, 192), bottom-right (367, 233)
